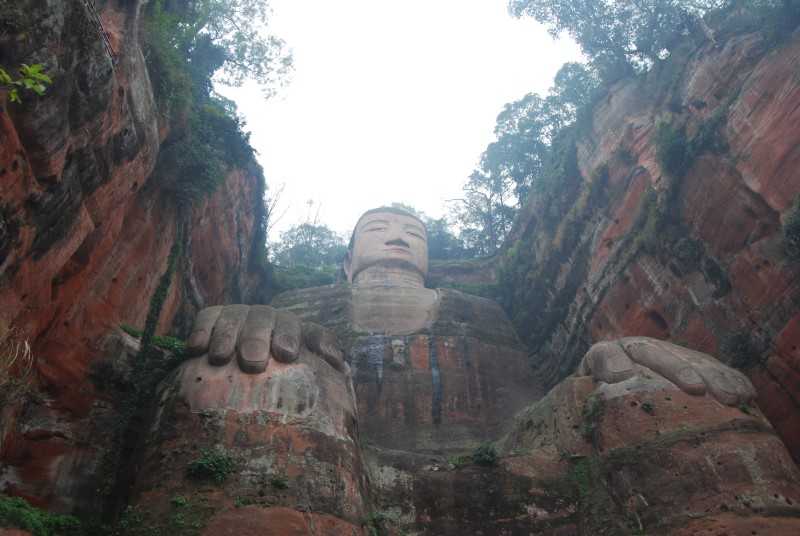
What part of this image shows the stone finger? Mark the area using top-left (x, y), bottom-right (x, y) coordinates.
top-left (697, 366), bottom-right (755, 405)
top-left (666, 344), bottom-right (757, 406)
top-left (583, 340), bottom-right (635, 383)
top-left (187, 306), bottom-right (223, 356)
top-left (303, 322), bottom-right (345, 372)
top-left (620, 337), bottom-right (706, 396)
top-left (208, 305), bottom-right (250, 366)
top-left (272, 310), bottom-right (302, 363)
top-left (237, 305), bottom-right (276, 374)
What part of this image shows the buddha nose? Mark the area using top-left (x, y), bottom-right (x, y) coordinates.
top-left (386, 238), bottom-right (410, 248)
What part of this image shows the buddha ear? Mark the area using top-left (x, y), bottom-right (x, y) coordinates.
top-left (343, 250), bottom-right (353, 283)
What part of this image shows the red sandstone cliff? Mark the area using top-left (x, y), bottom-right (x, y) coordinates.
top-left (500, 24), bottom-right (800, 461)
top-left (0, 0), bottom-right (268, 510)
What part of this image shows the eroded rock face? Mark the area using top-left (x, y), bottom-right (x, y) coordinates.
top-left (0, 0), bottom-right (267, 513)
top-left (369, 339), bottom-right (800, 535)
top-left (499, 25), bottom-right (800, 462)
top-left (128, 332), bottom-right (366, 532)
top-left (272, 285), bottom-right (536, 453)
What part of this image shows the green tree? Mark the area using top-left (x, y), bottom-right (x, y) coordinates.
top-left (454, 62), bottom-right (598, 254)
top-left (389, 203), bottom-right (468, 260)
top-left (270, 222), bottom-right (347, 291)
top-left (453, 170), bottom-right (517, 256)
top-left (143, 0), bottom-right (289, 206)
top-left (271, 223), bottom-right (347, 269)
top-left (508, 0), bottom-right (726, 78)
top-left (147, 0), bottom-right (291, 99)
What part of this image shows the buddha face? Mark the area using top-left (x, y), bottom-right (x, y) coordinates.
top-left (344, 209), bottom-right (429, 282)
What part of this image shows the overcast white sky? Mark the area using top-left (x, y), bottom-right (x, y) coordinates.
top-left (222, 0), bottom-right (581, 240)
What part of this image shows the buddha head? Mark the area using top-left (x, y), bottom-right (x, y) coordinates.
top-left (344, 207), bottom-right (429, 287)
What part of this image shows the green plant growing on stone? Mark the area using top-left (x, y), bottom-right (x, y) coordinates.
top-left (655, 111), bottom-right (728, 179)
top-left (655, 120), bottom-right (691, 178)
top-left (0, 64), bottom-right (52, 104)
top-left (120, 324), bottom-right (187, 357)
top-left (448, 454), bottom-right (472, 468)
top-left (720, 331), bottom-right (760, 370)
top-left (581, 394), bottom-right (605, 442)
top-left (170, 495), bottom-right (189, 508)
top-left (472, 442), bottom-right (498, 466)
top-left (641, 401), bottom-right (655, 415)
top-left (362, 511), bottom-right (394, 536)
top-left (187, 448), bottom-right (236, 484)
top-left (0, 495), bottom-right (82, 536)
top-left (269, 475), bottom-right (289, 490)
top-left (783, 196), bottom-right (800, 261)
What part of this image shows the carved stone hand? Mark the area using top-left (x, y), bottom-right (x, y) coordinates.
top-left (186, 304), bottom-right (344, 374)
top-left (578, 336), bottom-right (756, 406)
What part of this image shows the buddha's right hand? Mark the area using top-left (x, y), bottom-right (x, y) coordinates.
top-left (577, 336), bottom-right (756, 406)
top-left (186, 305), bottom-right (345, 374)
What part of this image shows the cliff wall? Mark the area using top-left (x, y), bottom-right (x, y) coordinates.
top-left (0, 0), bottom-right (268, 510)
top-left (500, 24), bottom-right (800, 461)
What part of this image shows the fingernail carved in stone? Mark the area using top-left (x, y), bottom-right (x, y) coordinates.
top-left (273, 334), bottom-right (300, 363)
top-left (675, 367), bottom-right (706, 396)
top-left (238, 339), bottom-right (269, 373)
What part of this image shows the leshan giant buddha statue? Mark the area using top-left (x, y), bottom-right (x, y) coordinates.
top-left (129, 207), bottom-right (800, 536)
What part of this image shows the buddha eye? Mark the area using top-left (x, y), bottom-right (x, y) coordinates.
top-left (364, 225), bottom-right (387, 232)
top-left (407, 231), bottom-right (424, 240)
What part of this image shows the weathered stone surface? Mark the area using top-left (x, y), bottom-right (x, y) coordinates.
top-left (0, 0), bottom-right (268, 514)
top-left (366, 341), bottom-right (800, 535)
top-left (201, 506), bottom-right (363, 536)
top-left (127, 327), bottom-right (367, 531)
top-left (273, 285), bottom-right (536, 453)
top-left (499, 24), bottom-right (800, 462)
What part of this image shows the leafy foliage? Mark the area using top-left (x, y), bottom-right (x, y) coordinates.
top-left (581, 394), bottom-right (605, 442)
top-left (748, 0), bottom-right (800, 43)
top-left (143, 0), bottom-right (278, 206)
top-left (720, 331), bottom-right (760, 370)
top-left (472, 442), bottom-right (498, 466)
top-left (159, 101), bottom-right (256, 205)
top-left (362, 511), bottom-right (394, 536)
top-left (0, 63), bottom-right (52, 103)
top-left (655, 110), bottom-right (728, 178)
top-left (120, 324), bottom-right (187, 356)
top-left (454, 63), bottom-right (599, 255)
top-left (187, 448), bottom-right (237, 484)
top-left (0, 495), bottom-right (82, 536)
top-left (389, 203), bottom-right (469, 260)
top-left (144, 0), bottom-right (291, 101)
top-left (783, 196), bottom-right (800, 261)
top-left (447, 443), bottom-right (499, 468)
top-left (508, 1), bottom-right (726, 79)
top-left (655, 120), bottom-right (691, 178)
top-left (272, 223), bottom-right (347, 269)
top-left (272, 264), bottom-right (340, 292)
top-left (268, 222), bottom-right (347, 291)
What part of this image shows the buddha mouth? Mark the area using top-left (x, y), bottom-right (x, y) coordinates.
top-left (384, 246), bottom-right (411, 255)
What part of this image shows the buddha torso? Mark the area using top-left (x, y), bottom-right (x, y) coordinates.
top-left (271, 283), bottom-right (537, 452)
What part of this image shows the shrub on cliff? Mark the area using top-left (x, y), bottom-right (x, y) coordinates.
top-left (783, 197), bottom-right (800, 261)
top-left (655, 121), bottom-right (692, 178)
top-left (0, 63), bottom-right (52, 104)
top-left (143, 0), bottom-right (287, 205)
top-left (508, 1), bottom-right (727, 79)
top-left (187, 448), bottom-right (237, 484)
top-left (0, 320), bottom-right (34, 406)
top-left (0, 495), bottom-right (82, 536)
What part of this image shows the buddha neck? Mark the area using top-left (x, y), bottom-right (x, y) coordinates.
top-left (352, 265), bottom-right (425, 289)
